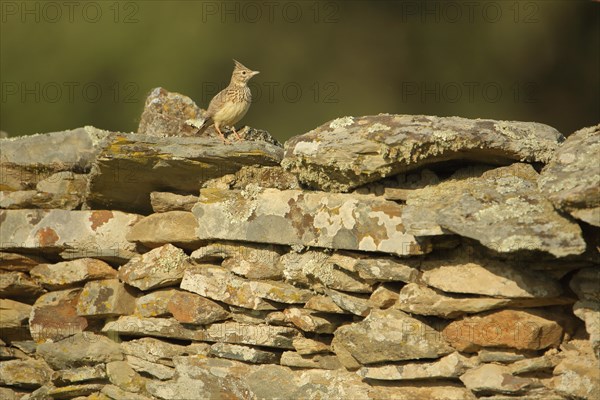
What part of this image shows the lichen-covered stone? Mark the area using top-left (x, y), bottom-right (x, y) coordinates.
top-left (150, 192), bottom-right (198, 213)
top-left (332, 308), bottom-right (453, 364)
top-left (76, 279), bottom-right (136, 317)
top-left (167, 290), bottom-right (230, 325)
top-left (324, 288), bottom-right (371, 316)
top-left (0, 252), bottom-right (47, 273)
top-left (125, 212), bottom-right (201, 250)
top-left (134, 289), bottom-right (177, 318)
top-left (137, 87), bottom-right (203, 137)
top-left (126, 354), bottom-right (175, 380)
top-left (282, 114), bottom-right (563, 192)
top-left (402, 164), bottom-right (586, 257)
top-left (283, 307), bottom-right (346, 334)
top-left (459, 363), bottom-right (533, 395)
top-left (538, 124), bottom-right (600, 226)
top-left (280, 351), bottom-right (342, 369)
top-left (30, 258), bottom-right (117, 290)
top-left (209, 343), bottom-right (280, 364)
top-left (37, 332), bottom-right (123, 369)
top-left (118, 244), bottom-right (190, 291)
top-left (0, 271), bottom-right (45, 301)
top-left (29, 288), bottom-right (87, 342)
top-left (0, 358), bottom-right (53, 388)
top-left (193, 188), bottom-right (430, 256)
top-left (328, 251), bottom-right (419, 282)
top-left (0, 209), bottom-right (142, 263)
top-left (120, 337), bottom-right (192, 366)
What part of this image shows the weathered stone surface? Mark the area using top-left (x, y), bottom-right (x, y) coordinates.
top-left (106, 360), bottom-right (146, 393)
top-left (478, 348), bottom-right (533, 363)
top-left (508, 350), bottom-right (560, 375)
top-left (193, 188), bottom-right (430, 256)
top-left (230, 165), bottom-right (300, 190)
top-left (30, 258), bottom-right (117, 290)
top-left (280, 351), bottom-right (342, 369)
top-left (0, 386), bottom-right (22, 400)
top-left (304, 295), bottom-right (346, 314)
top-left (0, 209), bottom-right (142, 263)
top-left (47, 383), bottom-right (106, 399)
top-left (101, 384), bottom-right (152, 400)
top-left (570, 267), bottom-right (600, 302)
top-left (420, 250), bottom-right (563, 298)
top-left (443, 309), bottom-right (565, 352)
top-left (332, 308), bottom-right (453, 364)
top-left (283, 307), bottom-right (346, 334)
top-left (209, 343), bottom-right (280, 364)
top-left (2, 172), bottom-right (88, 210)
top-left (573, 301), bottom-right (600, 359)
top-left (369, 284), bottom-right (400, 309)
top-left (402, 164), bottom-right (586, 257)
top-left (150, 192), bottom-right (198, 213)
top-left (126, 354), bottom-right (176, 380)
top-left (0, 358), bottom-right (53, 388)
top-left (36, 332), bottom-right (123, 369)
top-left (86, 132), bottom-right (284, 214)
top-left (0, 271), bottom-right (45, 301)
top-left (29, 288), bottom-right (87, 342)
top-left (53, 365), bottom-right (106, 384)
top-left (539, 124), bottom-right (600, 226)
top-left (120, 337), bottom-right (191, 366)
top-left (278, 250), bottom-right (329, 286)
top-left (119, 244), bottom-right (190, 291)
top-left (282, 114), bottom-right (563, 192)
top-left (103, 316), bottom-right (300, 348)
top-left (292, 337), bottom-right (331, 355)
top-left (460, 363), bottom-right (533, 395)
top-left (369, 384), bottom-right (477, 400)
top-left (135, 289), bottom-right (177, 318)
top-left (191, 241), bottom-right (284, 280)
top-left (0, 252), bottom-right (47, 272)
top-left (137, 87), bottom-right (203, 137)
top-left (167, 290), bottom-right (230, 324)
top-left (77, 279), bottom-right (136, 317)
top-left (359, 352), bottom-right (478, 380)
top-left (328, 252), bottom-right (419, 282)
top-left (396, 283), bottom-right (571, 319)
top-left (0, 126), bottom-right (109, 191)
top-left (180, 265), bottom-right (312, 310)
top-left (551, 339), bottom-right (600, 400)
top-left (126, 212), bottom-right (201, 250)
top-left (0, 299), bottom-right (32, 343)
top-left (325, 288), bottom-right (371, 316)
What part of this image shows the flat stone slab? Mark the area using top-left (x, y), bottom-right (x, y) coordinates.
top-left (192, 188), bottom-right (430, 256)
top-left (86, 133), bottom-right (283, 213)
top-left (402, 164), bottom-right (586, 257)
top-left (538, 124), bottom-right (600, 226)
top-left (282, 114), bottom-right (564, 192)
top-left (0, 209), bottom-right (142, 263)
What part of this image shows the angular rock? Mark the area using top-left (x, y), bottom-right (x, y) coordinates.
top-left (402, 164), bottom-right (586, 257)
top-left (191, 241), bottom-right (284, 280)
top-left (0, 299), bottom-right (32, 343)
top-left (539, 124), bottom-right (600, 226)
top-left (2, 172), bottom-right (88, 210)
top-left (508, 350), bottom-right (559, 375)
top-left (332, 308), bottom-right (453, 364)
top-left (369, 384), bottom-right (477, 400)
top-left (194, 187), bottom-right (430, 256)
top-left (328, 252), bottom-right (419, 282)
top-left (86, 132), bottom-right (283, 213)
top-left (167, 290), bottom-right (230, 325)
top-left (460, 363), bottom-right (533, 395)
top-left (230, 165), bottom-right (300, 190)
top-left (0, 252), bottom-right (47, 272)
top-left (369, 284), bottom-right (400, 309)
top-left (283, 307), bottom-right (346, 334)
top-left (30, 258), bottom-right (117, 290)
top-left (419, 252), bottom-right (563, 298)
top-left (396, 283), bottom-right (571, 319)
top-left (570, 267), bottom-right (600, 302)
top-left (137, 87), bottom-right (203, 137)
top-left (47, 383), bottom-right (105, 399)
top-left (229, 307), bottom-right (272, 325)
top-left (0, 209), bottom-right (142, 263)
top-left (126, 354), bottom-right (175, 380)
top-left (76, 279), bottom-right (136, 317)
top-left (551, 339), bottom-right (600, 400)
top-left (180, 265), bottom-right (312, 310)
top-left (0, 271), bottom-right (45, 301)
top-left (101, 385), bottom-right (152, 400)
top-left (125, 212), bottom-right (201, 250)
top-left (280, 351), bottom-right (342, 370)
top-left (478, 348), bottom-right (533, 363)
top-left (359, 352), bottom-right (478, 380)
top-left (0, 126), bottom-right (109, 191)
top-left (150, 192), bottom-right (198, 213)
top-left (443, 309), bottom-right (565, 352)
top-left (0, 358), bottom-right (53, 388)
top-left (304, 295), bottom-right (346, 314)
top-left (573, 301), bottom-right (600, 359)
top-left (292, 337), bottom-right (331, 355)
top-left (119, 244), bottom-right (190, 291)
top-left (106, 360), bottom-right (146, 393)
top-left (29, 289), bottom-right (87, 342)
top-left (278, 250), bottom-right (330, 286)
top-left (103, 316), bottom-right (300, 349)
top-left (306, 258), bottom-right (374, 293)
top-left (120, 337), bottom-right (191, 366)
top-left (36, 332), bottom-right (123, 369)
top-left (324, 288), bottom-right (371, 316)
top-left (135, 289), bottom-right (177, 318)
top-left (209, 343), bottom-right (280, 364)
top-left (282, 114), bottom-right (563, 192)
top-left (53, 365), bottom-right (106, 384)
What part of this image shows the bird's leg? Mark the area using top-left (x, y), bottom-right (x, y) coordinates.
top-left (214, 124), bottom-right (230, 144)
top-left (230, 126), bottom-right (243, 141)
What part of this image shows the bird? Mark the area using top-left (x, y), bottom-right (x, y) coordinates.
top-left (201, 60), bottom-right (260, 143)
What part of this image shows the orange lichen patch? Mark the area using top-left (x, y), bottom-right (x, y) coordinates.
top-left (36, 227), bottom-right (59, 247)
top-left (89, 210), bottom-right (113, 231)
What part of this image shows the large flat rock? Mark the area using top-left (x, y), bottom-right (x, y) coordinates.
top-left (538, 124), bottom-right (600, 226)
top-left (86, 133), bottom-right (283, 213)
top-left (192, 188), bottom-right (430, 256)
top-left (282, 114), bottom-right (564, 192)
top-left (0, 209), bottom-right (141, 263)
top-left (402, 163), bottom-right (586, 257)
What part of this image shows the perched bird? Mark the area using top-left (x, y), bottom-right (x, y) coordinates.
top-left (202, 60), bottom-right (259, 143)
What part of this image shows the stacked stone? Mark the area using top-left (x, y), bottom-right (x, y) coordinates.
top-left (0, 90), bottom-right (598, 399)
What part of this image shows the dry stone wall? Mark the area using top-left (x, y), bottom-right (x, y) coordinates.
top-left (0, 88), bottom-right (599, 400)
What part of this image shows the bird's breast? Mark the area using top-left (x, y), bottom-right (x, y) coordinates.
top-left (212, 100), bottom-right (251, 126)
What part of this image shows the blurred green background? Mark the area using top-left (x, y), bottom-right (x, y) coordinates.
top-left (1, 0), bottom-right (598, 141)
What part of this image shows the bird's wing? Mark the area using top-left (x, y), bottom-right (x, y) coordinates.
top-left (206, 89), bottom-right (229, 117)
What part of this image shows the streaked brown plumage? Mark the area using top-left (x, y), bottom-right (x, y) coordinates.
top-left (203, 60), bottom-right (259, 143)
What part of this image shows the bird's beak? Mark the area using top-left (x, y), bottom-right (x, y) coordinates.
top-left (251, 70), bottom-right (260, 77)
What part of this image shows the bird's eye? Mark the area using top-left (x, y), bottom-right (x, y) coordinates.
top-left (241, 71), bottom-right (247, 75)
